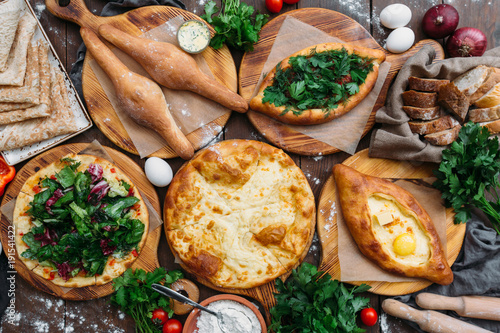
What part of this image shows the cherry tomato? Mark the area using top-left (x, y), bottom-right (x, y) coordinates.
top-left (284, 0), bottom-right (300, 4)
top-left (162, 319), bottom-right (182, 333)
top-left (151, 308), bottom-right (168, 326)
top-left (360, 307), bottom-right (378, 326)
top-left (265, 0), bottom-right (283, 13)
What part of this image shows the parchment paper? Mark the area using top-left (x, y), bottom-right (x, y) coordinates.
top-left (89, 16), bottom-right (229, 158)
top-left (250, 16), bottom-right (391, 155)
top-left (337, 178), bottom-right (447, 282)
top-left (0, 140), bottom-right (164, 293)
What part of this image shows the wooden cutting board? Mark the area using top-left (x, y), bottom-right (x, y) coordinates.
top-left (317, 149), bottom-right (466, 295)
top-left (0, 143), bottom-right (161, 300)
top-left (239, 8), bottom-right (445, 156)
top-left (45, 0), bottom-right (236, 158)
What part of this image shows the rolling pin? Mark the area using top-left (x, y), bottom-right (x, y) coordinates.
top-left (416, 293), bottom-right (500, 321)
top-left (382, 299), bottom-right (492, 333)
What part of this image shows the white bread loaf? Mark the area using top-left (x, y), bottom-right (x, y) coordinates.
top-left (453, 65), bottom-right (492, 97)
top-left (474, 82), bottom-right (500, 109)
top-left (468, 105), bottom-right (500, 123)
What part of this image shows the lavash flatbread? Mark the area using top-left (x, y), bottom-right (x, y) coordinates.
top-left (0, 0), bottom-right (23, 71)
top-left (0, 102), bottom-right (34, 112)
top-left (0, 42), bottom-right (51, 125)
top-left (0, 12), bottom-right (36, 86)
top-left (0, 66), bottom-right (78, 151)
top-left (0, 41), bottom-right (40, 103)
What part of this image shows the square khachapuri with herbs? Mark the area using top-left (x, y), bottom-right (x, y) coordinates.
top-left (14, 154), bottom-right (149, 288)
top-left (250, 43), bottom-right (386, 125)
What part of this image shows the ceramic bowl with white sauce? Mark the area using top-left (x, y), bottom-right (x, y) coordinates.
top-left (183, 294), bottom-right (267, 333)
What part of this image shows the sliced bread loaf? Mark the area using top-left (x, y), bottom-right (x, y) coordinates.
top-left (453, 65), bottom-right (492, 97)
top-left (408, 77), bottom-right (450, 92)
top-left (408, 115), bottom-right (460, 135)
top-left (424, 125), bottom-right (461, 146)
top-left (438, 83), bottom-right (469, 123)
top-left (468, 105), bottom-right (500, 123)
top-left (473, 82), bottom-right (500, 108)
top-left (402, 90), bottom-right (438, 108)
top-left (402, 106), bottom-right (445, 120)
top-left (469, 68), bottom-right (500, 104)
top-left (481, 119), bottom-right (500, 135)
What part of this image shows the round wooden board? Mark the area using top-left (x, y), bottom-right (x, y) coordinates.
top-left (162, 141), bottom-right (317, 320)
top-left (46, 0), bottom-right (236, 158)
top-left (317, 149), bottom-right (466, 295)
top-left (0, 143), bottom-right (161, 300)
top-left (239, 8), bottom-right (445, 156)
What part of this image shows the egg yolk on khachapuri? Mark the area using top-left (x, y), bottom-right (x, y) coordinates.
top-left (367, 193), bottom-right (431, 265)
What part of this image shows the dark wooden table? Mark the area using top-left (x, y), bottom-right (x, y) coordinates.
top-left (1, 0), bottom-right (499, 332)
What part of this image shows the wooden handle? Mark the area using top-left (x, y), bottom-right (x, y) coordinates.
top-left (382, 299), bottom-right (492, 333)
top-left (416, 293), bottom-right (500, 321)
top-left (44, 0), bottom-right (107, 31)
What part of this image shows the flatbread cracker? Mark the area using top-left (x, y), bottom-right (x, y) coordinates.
top-left (0, 42), bottom-right (51, 125)
top-left (0, 67), bottom-right (78, 151)
top-left (0, 0), bottom-right (23, 71)
top-left (0, 13), bottom-right (37, 86)
top-left (0, 41), bottom-right (40, 103)
top-left (0, 102), bottom-right (34, 112)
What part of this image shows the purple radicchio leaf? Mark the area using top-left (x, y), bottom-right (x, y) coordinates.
top-left (100, 238), bottom-right (116, 256)
top-left (87, 163), bottom-right (103, 183)
top-left (56, 262), bottom-right (74, 281)
top-left (45, 189), bottom-right (63, 215)
top-left (88, 180), bottom-right (110, 205)
top-left (34, 228), bottom-right (58, 247)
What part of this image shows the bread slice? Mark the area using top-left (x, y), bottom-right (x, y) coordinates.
top-left (402, 90), bottom-right (438, 108)
top-left (473, 82), bottom-right (500, 109)
top-left (408, 77), bottom-right (450, 92)
top-left (469, 68), bottom-right (500, 104)
top-left (402, 106), bottom-right (445, 120)
top-left (480, 119), bottom-right (500, 135)
top-left (408, 115), bottom-right (459, 135)
top-left (468, 105), bottom-right (500, 123)
top-left (425, 124), bottom-right (461, 146)
top-left (453, 65), bottom-right (492, 97)
top-left (438, 83), bottom-right (469, 123)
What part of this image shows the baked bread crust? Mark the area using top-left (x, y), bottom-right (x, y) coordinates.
top-left (333, 164), bottom-right (453, 285)
top-left (14, 154), bottom-right (149, 288)
top-left (165, 140), bottom-right (315, 289)
top-left (402, 90), bottom-right (438, 108)
top-left (249, 43), bottom-right (385, 125)
top-left (408, 77), bottom-right (449, 92)
top-left (424, 125), bottom-right (462, 146)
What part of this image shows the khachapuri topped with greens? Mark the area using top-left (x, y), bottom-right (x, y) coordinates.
top-left (250, 43), bottom-right (386, 125)
top-left (14, 154), bottom-right (149, 288)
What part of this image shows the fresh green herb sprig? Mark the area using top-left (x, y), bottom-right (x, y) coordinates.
top-left (262, 48), bottom-right (374, 117)
top-left (201, 0), bottom-right (268, 52)
top-left (269, 263), bottom-right (371, 333)
top-left (433, 122), bottom-right (500, 234)
top-left (111, 268), bottom-right (183, 333)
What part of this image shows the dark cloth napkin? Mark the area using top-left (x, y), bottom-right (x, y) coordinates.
top-left (69, 0), bottom-right (186, 100)
top-left (394, 216), bottom-right (500, 332)
top-left (369, 46), bottom-right (500, 164)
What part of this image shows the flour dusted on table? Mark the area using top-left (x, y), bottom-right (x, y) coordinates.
top-left (195, 300), bottom-right (260, 333)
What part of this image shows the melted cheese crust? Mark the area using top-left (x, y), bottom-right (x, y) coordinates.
top-left (368, 194), bottom-right (431, 266)
top-left (166, 140), bottom-right (315, 289)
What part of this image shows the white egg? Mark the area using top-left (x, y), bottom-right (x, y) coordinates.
top-left (385, 27), bottom-right (415, 54)
top-left (144, 157), bottom-right (173, 187)
top-left (380, 4), bottom-right (412, 29)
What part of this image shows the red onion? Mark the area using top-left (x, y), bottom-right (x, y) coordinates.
top-left (422, 4), bottom-right (459, 39)
top-left (446, 27), bottom-right (488, 57)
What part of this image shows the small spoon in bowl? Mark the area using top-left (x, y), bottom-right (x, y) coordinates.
top-left (151, 283), bottom-right (252, 332)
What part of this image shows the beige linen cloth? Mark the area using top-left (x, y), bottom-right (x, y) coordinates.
top-left (369, 46), bottom-right (500, 163)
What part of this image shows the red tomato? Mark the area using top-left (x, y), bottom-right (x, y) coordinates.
top-left (284, 0), bottom-right (300, 4)
top-left (360, 307), bottom-right (378, 326)
top-left (152, 308), bottom-right (168, 326)
top-left (162, 319), bottom-right (182, 333)
top-left (266, 0), bottom-right (283, 13)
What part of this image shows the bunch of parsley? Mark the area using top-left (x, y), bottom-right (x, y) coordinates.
top-left (201, 0), bottom-right (268, 52)
top-left (262, 48), bottom-right (374, 117)
top-left (269, 263), bottom-right (371, 333)
top-left (111, 268), bottom-right (183, 333)
top-left (433, 122), bottom-right (500, 234)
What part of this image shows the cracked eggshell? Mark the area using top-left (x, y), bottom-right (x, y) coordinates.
top-left (380, 4), bottom-right (412, 29)
top-left (144, 157), bottom-right (173, 187)
top-left (386, 27), bottom-right (415, 54)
